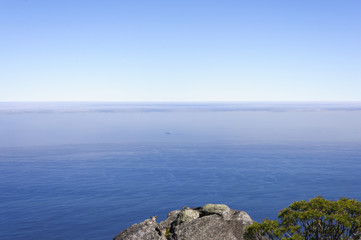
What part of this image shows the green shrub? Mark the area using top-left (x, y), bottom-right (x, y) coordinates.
top-left (244, 196), bottom-right (361, 240)
top-left (165, 227), bottom-right (170, 238)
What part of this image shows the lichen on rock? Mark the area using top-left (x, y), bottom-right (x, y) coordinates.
top-left (202, 203), bottom-right (231, 215)
top-left (177, 208), bottom-right (200, 225)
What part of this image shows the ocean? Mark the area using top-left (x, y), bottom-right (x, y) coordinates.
top-left (1, 102), bottom-right (361, 240)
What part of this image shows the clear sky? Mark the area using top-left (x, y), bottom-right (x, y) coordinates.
top-left (1, 0), bottom-right (360, 102)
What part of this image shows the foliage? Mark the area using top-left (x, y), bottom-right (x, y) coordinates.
top-left (244, 196), bottom-right (361, 240)
top-left (164, 227), bottom-right (170, 239)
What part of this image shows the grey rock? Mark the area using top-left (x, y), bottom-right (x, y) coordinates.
top-left (177, 208), bottom-right (200, 225)
top-left (158, 210), bottom-right (181, 236)
top-left (229, 210), bottom-right (253, 225)
top-left (113, 216), bottom-right (163, 240)
top-left (202, 204), bottom-right (231, 214)
top-left (159, 210), bottom-right (181, 230)
top-left (174, 214), bottom-right (248, 240)
top-left (113, 204), bottom-right (254, 240)
top-left (202, 203), bottom-right (231, 219)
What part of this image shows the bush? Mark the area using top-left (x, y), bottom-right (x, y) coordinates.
top-left (244, 196), bottom-right (361, 240)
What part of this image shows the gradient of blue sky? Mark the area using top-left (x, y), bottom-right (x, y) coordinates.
top-left (1, 0), bottom-right (360, 102)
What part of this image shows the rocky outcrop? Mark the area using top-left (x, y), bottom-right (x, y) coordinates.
top-left (113, 204), bottom-right (253, 240)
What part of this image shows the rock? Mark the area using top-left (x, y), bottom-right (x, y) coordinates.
top-left (113, 216), bottom-right (163, 240)
top-left (159, 210), bottom-right (181, 230)
top-left (202, 204), bottom-right (231, 215)
top-left (174, 214), bottom-right (247, 240)
top-left (202, 203), bottom-right (231, 219)
top-left (229, 210), bottom-right (253, 225)
top-left (177, 208), bottom-right (200, 225)
top-left (158, 210), bottom-right (181, 237)
top-left (113, 204), bottom-right (254, 240)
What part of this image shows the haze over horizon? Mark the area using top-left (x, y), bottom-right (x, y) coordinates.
top-left (1, 0), bottom-right (360, 102)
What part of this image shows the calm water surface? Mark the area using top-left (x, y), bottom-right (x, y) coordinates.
top-left (1, 103), bottom-right (361, 240)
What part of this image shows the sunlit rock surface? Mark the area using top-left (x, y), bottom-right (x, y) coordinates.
top-left (113, 204), bottom-right (253, 240)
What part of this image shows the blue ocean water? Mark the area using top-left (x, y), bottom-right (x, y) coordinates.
top-left (1, 103), bottom-right (361, 240)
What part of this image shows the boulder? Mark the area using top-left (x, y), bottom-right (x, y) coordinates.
top-left (202, 203), bottom-right (231, 219)
top-left (113, 204), bottom-right (253, 240)
top-left (174, 214), bottom-right (246, 240)
top-left (202, 204), bottom-right (231, 214)
top-left (113, 216), bottom-right (163, 240)
top-left (177, 208), bottom-right (200, 225)
top-left (159, 210), bottom-right (181, 230)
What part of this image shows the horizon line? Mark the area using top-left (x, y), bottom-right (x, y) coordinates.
top-left (2, 100), bottom-right (361, 104)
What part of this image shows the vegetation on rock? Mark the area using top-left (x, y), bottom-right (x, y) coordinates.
top-left (244, 196), bottom-right (361, 240)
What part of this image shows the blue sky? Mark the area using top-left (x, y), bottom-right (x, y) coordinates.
top-left (1, 0), bottom-right (360, 102)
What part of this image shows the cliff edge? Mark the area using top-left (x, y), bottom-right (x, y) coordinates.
top-left (113, 204), bottom-right (253, 240)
